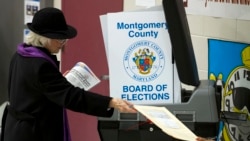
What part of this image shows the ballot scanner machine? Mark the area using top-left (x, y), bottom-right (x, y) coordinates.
top-left (98, 0), bottom-right (220, 140)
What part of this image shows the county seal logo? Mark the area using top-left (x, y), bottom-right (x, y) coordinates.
top-left (123, 40), bottom-right (165, 82)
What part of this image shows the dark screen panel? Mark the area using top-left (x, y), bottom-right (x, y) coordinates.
top-left (162, 0), bottom-right (200, 86)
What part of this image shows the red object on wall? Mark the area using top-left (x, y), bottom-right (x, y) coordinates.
top-left (61, 1), bottom-right (123, 141)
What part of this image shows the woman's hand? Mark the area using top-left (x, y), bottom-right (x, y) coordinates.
top-left (109, 98), bottom-right (137, 113)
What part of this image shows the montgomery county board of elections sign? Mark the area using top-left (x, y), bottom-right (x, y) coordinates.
top-left (101, 11), bottom-right (176, 105)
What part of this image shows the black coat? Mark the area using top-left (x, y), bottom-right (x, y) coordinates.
top-left (2, 44), bottom-right (113, 141)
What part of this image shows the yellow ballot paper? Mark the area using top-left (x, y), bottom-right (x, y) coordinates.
top-left (134, 105), bottom-right (197, 141)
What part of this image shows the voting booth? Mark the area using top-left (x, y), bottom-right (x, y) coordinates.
top-left (98, 0), bottom-right (220, 140)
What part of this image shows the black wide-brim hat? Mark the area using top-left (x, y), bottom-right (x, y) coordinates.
top-left (27, 7), bottom-right (77, 39)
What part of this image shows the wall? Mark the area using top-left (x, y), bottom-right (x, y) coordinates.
top-left (53, 0), bottom-right (62, 62)
top-left (189, 15), bottom-right (250, 78)
top-left (59, 1), bottom-right (124, 141)
top-left (53, 0), bottom-right (61, 9)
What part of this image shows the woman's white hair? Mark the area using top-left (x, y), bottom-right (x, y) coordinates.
top-left (24, 31), bottom-right (51, 47)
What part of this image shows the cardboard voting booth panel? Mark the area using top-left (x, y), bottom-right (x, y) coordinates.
top-left (103, 11), bottom-right (176, 105)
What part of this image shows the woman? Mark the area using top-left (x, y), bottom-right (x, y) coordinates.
top-left (1, 7), bottom-right (136, 141)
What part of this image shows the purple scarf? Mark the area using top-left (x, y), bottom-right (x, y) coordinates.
top-left (17, 43), bottom-right (71, 141)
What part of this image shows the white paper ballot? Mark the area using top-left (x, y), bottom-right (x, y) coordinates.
top-left (65, 62), bottom-right (100, 91)
top-left (134, 105), bottom-right (197, 141)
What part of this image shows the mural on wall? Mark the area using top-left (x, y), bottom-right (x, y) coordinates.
top-left (208, 39), bottom-right (250, 141)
